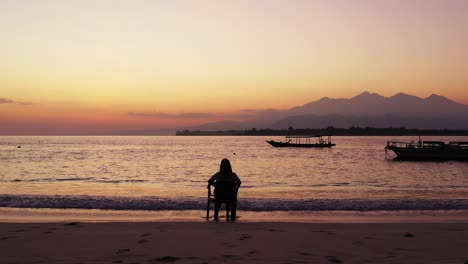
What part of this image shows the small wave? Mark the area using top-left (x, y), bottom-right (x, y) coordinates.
top-left (0, 195), bottom-right (467, 211)
top-left (9, 177), bottom-right (148, 183)
top-left (94, 179), bottom-right (148, 183)
top-left (331, 182), bottom-right (350, 186)
top-left (10, 177), bottom-right (95, 183)
top-left (55, 177), bottom-right (94, 182)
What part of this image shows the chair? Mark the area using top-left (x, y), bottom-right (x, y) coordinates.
top-left (206, 182), bottom-right (239, 220)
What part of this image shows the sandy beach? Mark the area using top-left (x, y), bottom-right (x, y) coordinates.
top-left (1, 221), bottom-right (467, 264)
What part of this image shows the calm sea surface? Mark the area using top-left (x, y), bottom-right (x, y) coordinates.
top-left (1, 136), bottom-right (467, 211)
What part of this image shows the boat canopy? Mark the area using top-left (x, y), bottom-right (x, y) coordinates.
top-left (449, 141), bottom-right (468, 145)
top-left (285, 135), bottom-right (329, 139)
top-left (284, 135), bottom-right (332, 145)
top-left (422, 141), bottom-right (445, 145)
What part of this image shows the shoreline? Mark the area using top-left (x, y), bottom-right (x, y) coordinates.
top-left (1, 207), bottom-right (468, 223)
top-left (1, 221), bottom-right (467, 263)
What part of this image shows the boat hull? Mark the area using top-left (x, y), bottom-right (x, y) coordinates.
top-left (266, 140), bottom-right (335, 148)
top-left (387, 146), bottom-right (468, 161)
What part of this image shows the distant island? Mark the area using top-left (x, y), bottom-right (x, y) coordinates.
top-left (176, 127), bottom-right (468, 136)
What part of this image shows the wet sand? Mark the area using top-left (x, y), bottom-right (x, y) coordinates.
top-left (2, 207), bottom-right (468, 223)
top-left (1, 221), bottom-right (467, 263)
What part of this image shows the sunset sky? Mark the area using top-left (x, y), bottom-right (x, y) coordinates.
top-left (1, 0), bottom-right (468, 134)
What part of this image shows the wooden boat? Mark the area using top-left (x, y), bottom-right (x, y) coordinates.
top-left (385, 139), bottom-right (468, 160)
top-left (266, 135), bottom-right (335, 148)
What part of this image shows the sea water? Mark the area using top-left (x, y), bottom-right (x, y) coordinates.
top-left (0, 136), bottom-right (467, 217)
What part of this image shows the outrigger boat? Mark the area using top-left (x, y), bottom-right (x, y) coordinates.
top-left (266, 135), bottom-right (335, 148)
top-left (385, 138), bottom-right (468, 160)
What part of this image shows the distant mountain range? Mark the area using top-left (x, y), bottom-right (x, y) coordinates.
top-left (286, 92), bottom-right (467, 118)
top-left (106, 91), bottom-right (468, 135)
top-left (184, 92), bottom-right (468, 131)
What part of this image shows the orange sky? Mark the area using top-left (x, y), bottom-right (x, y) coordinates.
top-left (1, 0), bottom-right (467, 134)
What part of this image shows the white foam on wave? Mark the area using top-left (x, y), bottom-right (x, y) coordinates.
top-left (1, 194), bottom-right (467, 211)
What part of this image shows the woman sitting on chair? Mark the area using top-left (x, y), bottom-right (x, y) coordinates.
top-left (208, 158), bottom-right (241, 221)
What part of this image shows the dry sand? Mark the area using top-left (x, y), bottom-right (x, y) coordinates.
top-left (1, 222), bottom-right (467, 264)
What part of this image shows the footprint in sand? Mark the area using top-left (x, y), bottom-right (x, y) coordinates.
top-left (311, 230), bottom-right (328, 233)
top-left (64, 222), bottom-right (81, 227)
top-left (393, 247), bottom-right (408, 251)
top-left (311, 230), bottom-right (336, 235)
top-left (403, 232), bottom-right (415, 238)
top-left (268, 228), bottom-right (286, 232)
top-left (445, 228), bottom-right (464, 231)
top-left (326, 256), bottom-right (343, 263)
top-left (239, 234), bottom-right (251, 240)
top-left (151, 256), bottom-right (182, 262)
top-left (1, 236), bottom-right (18, 240)
top-left (221, 242), bottom-right (236, 247)
top-left (297, 252), bottom-right (314, 256)
top-left (222, 255), bottom-right (242, 261)
top-left (137, 239), bottom-right (148, 244)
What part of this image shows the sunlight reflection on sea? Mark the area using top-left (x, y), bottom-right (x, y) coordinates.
top-left (0, 136), bottom-right (467, 211)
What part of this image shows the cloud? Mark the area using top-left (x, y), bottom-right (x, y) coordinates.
top-left (239, 109), bottom-right (258, 113)
top-left (15, 101), bottom-right (33, 105)
top-left (129, 112), bottom-right (216, 119)
top-left (128, 111), bottom-right (255, 119)
top-left (0, 98), bottom-right (32, 105)
top-left (0, 98), bottom-right (14, 104)
top-left (238, 108), bottom-right (289, 122)
top-left (221, 113), bottom-right (256, 119)
top-left (240, 108), bottom-right (282, 113)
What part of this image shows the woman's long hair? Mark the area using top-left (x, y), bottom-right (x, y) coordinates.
top-left (220, 158), bottom-right (232, 174)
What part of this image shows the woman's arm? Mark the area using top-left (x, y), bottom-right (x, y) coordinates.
top-left (208, 173), bottom-right (218, 185)
top-left (233, 173), bottom-right (242, 187)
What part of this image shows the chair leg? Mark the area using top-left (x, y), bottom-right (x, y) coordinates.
top-left (214, 202), bottom-right (221, 220)
top-left (231, 202), bottom-right (237, 220)
top-left (206, 197), bottom-right (210, 219)
top-left (225, 203), bottom-right (231, 220)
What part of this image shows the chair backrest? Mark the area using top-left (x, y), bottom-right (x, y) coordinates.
top-left (213, 181), bottom-right (238, 202)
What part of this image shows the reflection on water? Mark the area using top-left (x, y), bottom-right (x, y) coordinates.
top-left (0, 136), bottom-right (467, 210)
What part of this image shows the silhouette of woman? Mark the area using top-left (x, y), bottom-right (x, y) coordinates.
top-left (208, 158), bottom-right (242, 221)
